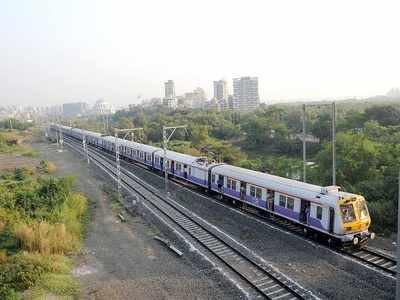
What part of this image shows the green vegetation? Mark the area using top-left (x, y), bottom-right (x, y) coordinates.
top-left (72, 99), bottom-right (400, 234)
top-left (0, 119), bottom-right (34, 131)
top-left (0, 131), bottom-right (37, 157)
top-left (0, 167), bottom-right (87, 299)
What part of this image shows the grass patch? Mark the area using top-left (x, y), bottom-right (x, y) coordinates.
top-left (0, 167), bottom-right (87, 299)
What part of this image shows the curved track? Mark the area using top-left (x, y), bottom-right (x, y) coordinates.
top-left (63, 135), bottom-right (397, 278)
top-left (63, 137), bottom-right (315, 300)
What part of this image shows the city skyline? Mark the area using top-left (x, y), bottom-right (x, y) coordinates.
top-left (1, 1), bottom-right (399, 107)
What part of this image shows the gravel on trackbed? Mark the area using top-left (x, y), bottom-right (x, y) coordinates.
top-left (113, 153), bottom-right (395, 300)
top-left (33, 142), bottom-right (245, 300)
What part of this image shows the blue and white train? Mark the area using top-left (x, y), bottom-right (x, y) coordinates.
top-left (50, 124), bottom-right (374, 247)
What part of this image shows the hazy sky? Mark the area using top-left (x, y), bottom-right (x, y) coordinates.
top-left (1, 0), bottom-right (399, 107)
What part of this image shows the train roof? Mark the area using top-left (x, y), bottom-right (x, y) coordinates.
top-left (132, 142), bottom-right (162, 153)
top-left (212, 164), bottom-right (351, 205)
top-left (154, 150), bottom-right (216, 169)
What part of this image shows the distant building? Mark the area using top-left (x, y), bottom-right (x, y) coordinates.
top-left (92, 99), bottom-right (115, 115)
top-left (183, 87), bottom-right (207, 109)
top-left (387, 88), bottom-right (400, 98)
top-left (232, 76), bottom-right (260, 111)
top-left (213, 79), bottom-right (229, 102)
top-left (140, 97), bottom-right (162, 108)
top-left (163, 80), bottom-right (178, 109)
top-left (62, 102), bottom-right (88, 118)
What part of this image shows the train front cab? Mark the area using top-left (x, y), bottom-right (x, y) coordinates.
top-left (338, 196), bottom-right (374, 247)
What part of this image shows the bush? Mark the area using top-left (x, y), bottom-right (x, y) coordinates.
top-left (15, 222), bottom-right (76, 255)
top-left (36, 160), bottom-right (56, 174)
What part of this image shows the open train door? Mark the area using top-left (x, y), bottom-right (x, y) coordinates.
top-left (329, 207), bottom-right (335, 233)
top-left (240, 182), bottom-right (247, 201)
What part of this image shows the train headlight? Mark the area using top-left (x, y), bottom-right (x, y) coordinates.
top-left (370, 232), bottom-right (375, 240)
top-left (353, 237), bottom-right (359, 245)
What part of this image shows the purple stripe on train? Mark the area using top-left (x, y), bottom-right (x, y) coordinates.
top-left (308, 217), bottom-right (325, 230)
top-left (275, 206), bottom-right (300, 221)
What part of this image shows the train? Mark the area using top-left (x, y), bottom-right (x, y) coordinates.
top-left (50, 123), bottom-right (374, 248)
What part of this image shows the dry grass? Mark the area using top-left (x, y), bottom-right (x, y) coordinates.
top-left (0, 250), bottom-right (7, 263)
top-left (15, 222), bottom-right (78, 255)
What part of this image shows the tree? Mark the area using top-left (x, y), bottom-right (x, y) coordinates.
top-left (365, 105), bottom-right (400, 126)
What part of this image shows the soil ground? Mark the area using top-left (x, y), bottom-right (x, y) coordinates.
top-left (33, 141), bottom-right (242, 300)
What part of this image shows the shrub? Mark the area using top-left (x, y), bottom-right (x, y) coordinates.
top-left (14, 222), bottom-right (76, 255)
top-left (36, 160), bottom-right (56, 174)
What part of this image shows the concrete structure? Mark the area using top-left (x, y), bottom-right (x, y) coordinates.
top-left (163, 80), bottom-right (178, 109)
top-left (92, 99), bottom-right (115, 115)
top-left (213, 79), bottom-right (228, 102)
top-left (232, 76), bottom-right (260, 111)
top-left (183, 87), bottom-right (207, 109)
top-left (62, 102), bottom-right (88, 118)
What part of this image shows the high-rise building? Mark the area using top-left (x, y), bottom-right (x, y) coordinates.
top-left (213, 79), bottom-right (228, 102)
top-left (164, 80), bottom-right (176, 99)
top-left (163, 80), bottom-right (177, 109)
top-left (62, 102), bottom-right (88, 118)
top-left (183, 87), bottom-right (207, 109)
top-left (232, 77), bottom-right (260, 111)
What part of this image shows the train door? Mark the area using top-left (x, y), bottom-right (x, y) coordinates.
top-left (329, 207), bottom-right (335, 233)
top-left (300, 200), bottom-right (310, 223)
top-left (267, 190), bottom-right (274, 211)
top-left (217, 175), bottom-right (224, 192)
top-left (160, 157), bottom-right (164, 170)
top-left (171, 161), bottom-right (175, 174)
top-left (183, 165), bottom-right (188, 179)
top-left (240, 182), bottom-right (247, 200)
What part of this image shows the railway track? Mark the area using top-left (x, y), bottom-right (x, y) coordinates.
top-left (63, 136), bottom-right (397, 277)
top-left (344, 247), bottom-right (397, 275)
top-left (63, 137), bottom-right (315, 300)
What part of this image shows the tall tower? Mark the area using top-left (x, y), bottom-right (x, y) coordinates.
top-left (163, 80), bottom-right (177, 109)
top-left (164, 80), bottom-right (176, 99)
top-left (213, 79), bottom-right (228, 101)
top-left (232, 77), bottom-right (259, 111)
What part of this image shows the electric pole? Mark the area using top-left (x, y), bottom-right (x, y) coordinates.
top-left (302, 104), bottom-right (306, 182)
top-left (397, 169), bottom-right (400, 300)
top-left (162, 125), bottom-right (187, 194)
top-left (332, 102), bottom-right (336, 186)
top-left (302, 102), bottom-right (336, 186)
top-left (114, 128), bottom-right (143, 202)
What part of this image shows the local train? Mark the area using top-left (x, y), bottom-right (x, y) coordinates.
top-left (50, 124), bottom-right (374, 247)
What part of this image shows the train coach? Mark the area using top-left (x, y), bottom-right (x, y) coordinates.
top-left (50, 123), bottom-right (374, 248)
top-left (209, 164), bottom-right (373, 247)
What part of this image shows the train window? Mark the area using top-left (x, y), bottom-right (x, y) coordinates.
top-left (356, 199), bottom-right (369, 220)
top-left (189, 167), bottom-right (191, 175)
top-left (279, 195), bottom-right (286, 207)
top-left (256, 187), bottom-right (262, 199)
top-left (212, 174), bottom-right (215, 183)
top-left (340, 204), bottom-right (356, 223)
top-left (316, 206), bottom-right (323, 220)
top-left (250, 186), bottom-right (256, 197)
top-left (287, 197), bottom-right (294, 210)
top-left (228, 179), bottom-right (236, 190)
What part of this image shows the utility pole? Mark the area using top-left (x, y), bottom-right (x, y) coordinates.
top-left (332, 102), bottom-right (336, 186)
top-left (82, 131), bottom-right (90, 164)
top-left (162, 125), bottom-right (187, 194)
top-left (114, 128), bottom-right (143, 202)
top-left (397, 169), bottom-right (400, 300)
top-left (302, 102), bottom-right (336, 186)
top-left (302, 104), bottom-right (306, 182)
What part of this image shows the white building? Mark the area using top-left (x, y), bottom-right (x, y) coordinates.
top-left (183, 87), bottom-right (207, 109)
top-left (92, 99), bottom-right (115, 115)
top-left (213, 79), bottom-right (228, 102)
top-left (163, 80), bottom-right (178, 109)
top-left (232, 76), bottom-right (260, 111)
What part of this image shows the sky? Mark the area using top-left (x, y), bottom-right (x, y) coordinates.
top-left (1, 0), bottom-right (399, 107)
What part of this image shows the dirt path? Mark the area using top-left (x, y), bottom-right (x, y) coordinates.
top-left (34, 142), bottom-right (242, 300)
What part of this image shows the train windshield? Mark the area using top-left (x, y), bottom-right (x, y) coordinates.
top-left (356, 198), bottom-right (369, 220)
top-left (340, 203), bottom-right (356, 223)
